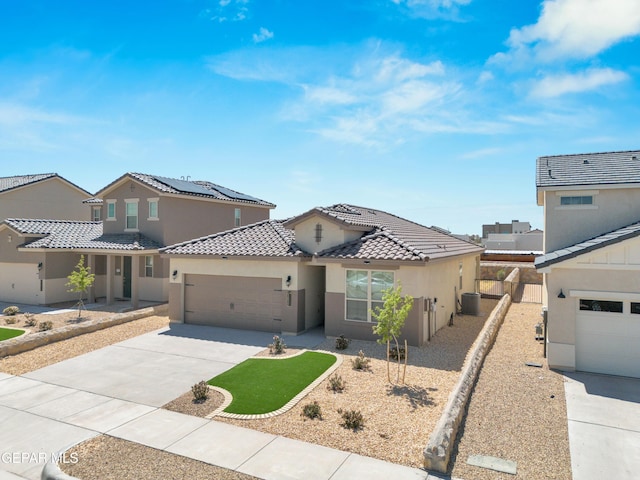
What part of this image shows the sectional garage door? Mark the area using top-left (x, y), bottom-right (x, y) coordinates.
top-left (576, 305), bottom-right (640, 379)
top-left (0, 263), bottom-right (40, 304)
top-left (184, 274), bottom-right (283, 332)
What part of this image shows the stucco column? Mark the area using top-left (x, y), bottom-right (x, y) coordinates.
top-left (131, 255), bottom-right (139, 310)
top-left (106, 254), bottom-right (114, 305)
top-left (87, 254), bottom-right (96, 304)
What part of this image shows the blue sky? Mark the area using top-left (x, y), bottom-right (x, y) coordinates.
top-left (1, 0), bottom-right (639, 235)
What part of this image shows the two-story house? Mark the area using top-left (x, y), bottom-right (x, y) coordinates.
top-left (162, 203), bottom-right (484, 345)
top-left (0, 173), bottom-right (274, 307)
top-left (535, 150), bottom-right (640, 379)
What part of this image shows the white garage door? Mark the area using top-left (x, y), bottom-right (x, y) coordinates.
top-left (576, 300), bottom-right (640, 378)
top-left (0, 262), bottom-right (41, 304)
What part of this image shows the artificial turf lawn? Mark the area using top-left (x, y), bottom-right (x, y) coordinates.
top-left (209, 351), bottom-right (336, 414)
top-left (0, 327), bottom-right (25, 341)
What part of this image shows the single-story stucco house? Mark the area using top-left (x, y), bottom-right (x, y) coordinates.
top-left (162, 204), bottom-right (484, 346)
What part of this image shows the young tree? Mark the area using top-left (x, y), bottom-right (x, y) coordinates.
top-left (66, 255), bottom-right (95, 319)
top-left (371, 284), bottom-right (413, 384)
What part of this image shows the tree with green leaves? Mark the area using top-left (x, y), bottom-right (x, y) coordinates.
top-left (66, 255), bottom-right (95, 319)
top-left (371, 283), bottom-right (413, 384)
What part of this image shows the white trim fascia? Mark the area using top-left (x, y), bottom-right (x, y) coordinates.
top-left (570, 289), bottom-right (640, 302)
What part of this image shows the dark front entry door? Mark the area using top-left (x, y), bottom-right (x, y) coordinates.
top-left (123, 256), bottom-right (132, 298)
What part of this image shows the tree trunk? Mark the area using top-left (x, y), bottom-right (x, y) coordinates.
top-left (386, 339), bottom-right (391, 383)
top-left (402, 339), bottom-right (408, 384)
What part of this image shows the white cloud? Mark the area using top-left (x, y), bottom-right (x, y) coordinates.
top-left (0, 103), bottom-right (79, 126)
top-left (530, 68), bottom-right (628, 97)
top-left (460, 147), bottom-right (504, 159)
top-left (391, 0), bottom-right (472, 19)
top-left (477, 71), bottom-right (494, 83)
top-left (252, 27), bottom-right (274, 44)
top-left (203, 0), bottom-right (249, 22)
top-left (496, 0), bottom-right (640, 63)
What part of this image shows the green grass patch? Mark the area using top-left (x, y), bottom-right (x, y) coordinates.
top-left (209, 351), bottom-right (336, 415)
top-left (0, 327), bottom-right (25, 341)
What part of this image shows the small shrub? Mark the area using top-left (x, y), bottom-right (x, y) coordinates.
top-left (268, 335), bottom-right (287, 354)
top-left (191, 380), bottom-right (209, 402)
top-left (338, 408), bottom-right (364, 430)
top-left (4, 316), bottom-right (17, 325)
top-left (3, 306), bottom-right (19, 316)
top-left (327, 374), bottom-right (346, 393)
top-left (24, 313), bottom-right (37, 327)
top-left (389, 346), bottom-right (406, 361)
top-left (351, 350), bottom-right (371, 371)
top-left (335, 335), bottom-right (350, 350)
top-left (38, 321), bottom-right (53, 332)
top-left (496, 268), bottom-right (507, 281)
top-left (301, 401), bottom-right (322, 420)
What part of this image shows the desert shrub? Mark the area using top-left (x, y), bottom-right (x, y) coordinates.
top-left (389, 346), bottom-right (406, 361)
top-left (268, 335), bottom-right (287, 354)
top-left (327, 374), bottom-right (346, 393)
top-left (338, 408), bottom-right (364, 430)
top-left (4, 316), bottom-right (17, 325)
top-left (191, 381), bottom-right (209, 402)
top-left (335, 335), bottom-right (350, 350)
top-left (301, 401), bottom-right (322, 420)
top-left (3, 306), bottom-right (19, 316)
top-left (496, 268), bottom-right (507, 281)
top-left (351, 350), bottom-right (371, 371)
top-left (23, 313), bottom-right (37, 327)
top-left (38, 321), bottom-right (53, 332)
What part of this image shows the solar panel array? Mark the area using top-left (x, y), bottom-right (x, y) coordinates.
top-left (152, 175), bottom-right (261, 203)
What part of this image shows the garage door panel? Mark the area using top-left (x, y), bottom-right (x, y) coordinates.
top-left (184, 274), bottom-right (282, 333)
top-left (576, 311), bottom-right (640, 379)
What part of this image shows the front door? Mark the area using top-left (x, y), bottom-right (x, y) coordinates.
top-left (123, 256), bottom-right (132, 298)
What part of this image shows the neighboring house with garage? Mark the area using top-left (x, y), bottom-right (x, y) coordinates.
top-left (535, 149), bottom-right (640, 378)
top-left (162, 204), bottom-right (484, 346)
top-left (0, 173), bottom-right (274, 307)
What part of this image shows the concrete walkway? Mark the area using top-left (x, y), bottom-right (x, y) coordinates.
top-left (0, 324), bottom-right (434, 480)
top-left (564, 371), bottom-right (640, 480)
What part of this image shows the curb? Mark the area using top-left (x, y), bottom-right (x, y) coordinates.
top-left (423, 294), bottom-right (512, 473)
top-left (0, 304), bottom-right (168, 358)
top-left (41, 461), bottom-right (79, 480)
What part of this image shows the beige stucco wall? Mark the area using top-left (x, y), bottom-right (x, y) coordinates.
top-left (543, 187), bottom-right (640, 252)
top-left (0, 178), bottom-right (88, 222)
top-left (292, 217), bottom-right (362, 254)
top-left (543, 237), bottom-right (640, 370)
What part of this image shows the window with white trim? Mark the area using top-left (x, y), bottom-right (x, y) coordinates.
top-left (106, 200), bottom-right (116, 221)
top-left (345, 270), bottom-right (394, 322)
top-left (234, 208), bottom-right (241, 227)
top-left (148, 198), bottom-right (159, 220)
top-left (92, 207), bottom-right (101, 221)
top-left (125, 200), bottom-right (139, 230)
top-left (144, 255), bottom-right (153, 277)
top-left (561, 196), bottom-right (593, 205)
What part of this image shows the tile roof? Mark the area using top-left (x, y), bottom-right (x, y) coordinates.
top-left (160, 219), bottom-right (307, 257)
top-left (537, 150), bottom-right (640, 188)
top-left (4, 219), bottom-right (161, 251)
top-left (97, 173), bottom-right (275, 207)
top-left (163, 204), bottom-right (483, 262)
top-left (0, 173), bottom-right (92, 196)
top-left (535, 220), bottom-right (640, 269)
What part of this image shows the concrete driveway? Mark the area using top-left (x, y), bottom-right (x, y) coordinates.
top-left (564, 372), bottom-right (640, 480)
top-left (0, 323), bottom-right (430, 480)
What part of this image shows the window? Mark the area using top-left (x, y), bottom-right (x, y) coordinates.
top-left (346, 270), bottom-right (394, 322)
top-left (234, 208), bottom-right (241, 227)
top-left (579, 299), bottom-right (623, 313)
top-left (561, 196), bottom-right (593, 205)
top-left (92, 207), bottom-right (101, 221)
top-left (106, 200), bottom-right (116, 220)
top-left (631, 303), bottom-right (640, 314)
top-left (148, 199), bottom-right (158, 220)
top-left (125, 200), bottom-right (138, 230)
top-left (144, 256), bottom-right (153, 277)
top-left (315, 223), bottom-right (323, 243)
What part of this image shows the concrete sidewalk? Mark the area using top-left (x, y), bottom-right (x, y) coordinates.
top-left (564, 372), bottom-right (640, 480)
top-left (0, 324), bottom-right (435, 480)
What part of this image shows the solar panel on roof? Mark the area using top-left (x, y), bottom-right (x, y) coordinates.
top-left (152, 176), bottom-right (219, 197)
top-left (203, 183), bottom-right (262, 203)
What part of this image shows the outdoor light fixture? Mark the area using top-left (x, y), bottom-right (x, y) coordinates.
top-left (557, 289), bottom-right (566, 299)
top-left (172, 270), bottom-right (178, 279)
top-left (286, 275), bottom-right (292, 287)
top-left (38, 262), bottom-right (43, 271)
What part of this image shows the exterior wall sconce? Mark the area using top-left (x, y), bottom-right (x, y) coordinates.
top-left (172, 270), bottom-right (178, 279)
top-left (286, 275), bottom-right (292, 287)
top-left (557, 289), bottom-right (566, 299)
top-left (38, 262), bottom-right (43, 271)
